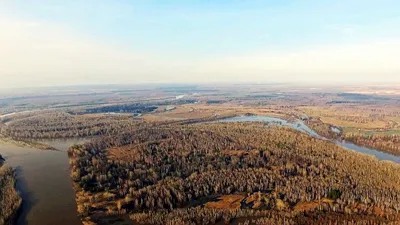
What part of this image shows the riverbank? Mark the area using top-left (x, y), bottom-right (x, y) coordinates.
top-left (0, 160), bottom-right (22, 225)
top-left (0, 137), bottom-right (58, 151)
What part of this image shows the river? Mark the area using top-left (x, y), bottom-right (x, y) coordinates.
top-left (0, 139), bottom-right (85, 225)
top-left (219, 115), bottom-right (400, 164)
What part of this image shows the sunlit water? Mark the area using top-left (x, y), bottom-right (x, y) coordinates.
top-left (219, 116), bottom-right (400, 164)
top-left (0, 139), bottom-right (85, 225)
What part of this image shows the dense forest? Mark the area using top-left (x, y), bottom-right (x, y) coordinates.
top-left (68, 123), bottom-right (400, 224)
top-left (0, 111), bottom-right (235, 140)
top-left (343, 133), bottom-right (400, 156)
top-left (0, 112), bottom-right (145, 139)
top-left (0, 156), bottom-right (22, 225)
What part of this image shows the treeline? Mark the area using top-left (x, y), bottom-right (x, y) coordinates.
top-left (304, 117), bottom-right (400, 156)
top-left (83, 104), bottom-right (157, 114)
top-left (305, 118), bottom-right (341, 139)
top-left (68, 123), bottom-right (400, 224)
top-left (156, 99), bottom-right (197, 105)
top-left (0, 137), bottom-right (58, 151)
top-left (1, 112), bottom-right (146, 139)
top-left (0, 161), bottom-right (22, 225)
top-left (344, 133), bottom-right (400, 156)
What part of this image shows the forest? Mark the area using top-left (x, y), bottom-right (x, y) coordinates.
top-left (0, 111), bottom-right (234, 140)
top-left (0, 112), bottom-right (144, 139)
top-left (68, 123), bottom-right (400, 224)
top-left (343, 134), bottom-right (400, 156)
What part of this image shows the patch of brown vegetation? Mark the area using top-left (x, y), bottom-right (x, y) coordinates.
top-left (204, 194), bottom-right (245, 209)
top-left (373, 206), bottom-right (385, 216)
top-left (221, 149), bottom-right (259, 157)
top-left (351, 203), bottom-right (386, 216)
top-left (244, 192), bottom-right (266, 209)
top-left (108, 144), bottom-right (143, 161)
top-left (294, 198), bottom-right (333, 212)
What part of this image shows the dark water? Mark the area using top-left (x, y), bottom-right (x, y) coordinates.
top-left (219, 116), bottom-right (400, 164)
top-left (0, 139), bottom-right (85, 225)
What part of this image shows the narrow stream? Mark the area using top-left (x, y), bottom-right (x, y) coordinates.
top-left (0, 139), bottom-right (85, 225)
top-left (219, 116), bottom-right (400, 164)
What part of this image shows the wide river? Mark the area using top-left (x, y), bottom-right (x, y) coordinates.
top-left (0, 116), bottom-right (399, 225)
top-left (1, 139), bottom-right (85, 225)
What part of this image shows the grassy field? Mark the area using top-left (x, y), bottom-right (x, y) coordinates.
top-left (300, 105), bottom-right (399, 130)
top-left (342, 127), bottom-right (400, 136)
top-left (142, 103), bottom-right (294, 122)
top-left (300, 105), bottom-right (400, 155)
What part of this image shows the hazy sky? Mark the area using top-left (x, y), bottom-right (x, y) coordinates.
top-left (0, 0), bottom-right (399, 88)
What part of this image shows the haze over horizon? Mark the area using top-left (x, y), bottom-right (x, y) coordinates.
top-left (1, 0), bottom-right (400, 88)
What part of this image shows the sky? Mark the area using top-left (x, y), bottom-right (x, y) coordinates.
top-left (0, 0), bottom-right (399, 88)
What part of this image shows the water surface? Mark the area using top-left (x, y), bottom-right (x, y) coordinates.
top-left (0, 139), bottom-right (84, 225)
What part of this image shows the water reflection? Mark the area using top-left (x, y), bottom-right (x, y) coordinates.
top-left (13, 167), bottom-right (38, 225)
top-left (0, 139), bottom-right (85, 225)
